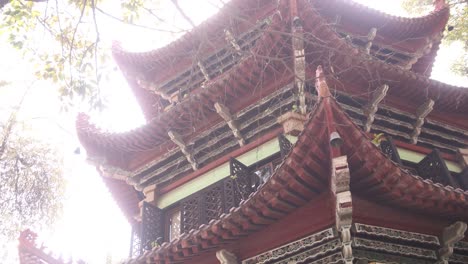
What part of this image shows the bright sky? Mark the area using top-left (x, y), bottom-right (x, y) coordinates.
top-left (0, 0), bottom-right (466, 263)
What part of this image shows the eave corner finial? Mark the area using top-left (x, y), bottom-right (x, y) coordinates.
top-left (315, 65), bottom-right (331, 98)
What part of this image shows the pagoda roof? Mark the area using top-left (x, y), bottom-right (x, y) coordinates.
top-left (77, 0), bottom-right (466, 162)
top-left (111, 0), bottom-right (450, 120)
top-left (124, 68), bottom-right (468, 263)
top-left (76, 0), bottom-right (466, 226)
top-left (18, 230), bottom-right (70, 264)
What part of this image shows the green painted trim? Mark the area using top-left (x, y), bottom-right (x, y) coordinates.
top-left (157, 136), bottom-right (462, 208)
top-left (397, 148), bottom-right (462, 173)
top-left (157, 138), bottom-right (281, 208)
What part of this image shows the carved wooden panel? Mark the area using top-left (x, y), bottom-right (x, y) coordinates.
top-left (416, 149), bottom-right (457, 187)
top-left (141, 202), bottom-right (163, 252)
top-left (380, 137), bottom-right (402, 165)
top-left (204, 183), bottom-right (224, 222)
top-left (129, 224), bottom-right (142, 258)
top-left (181, 194), bottom-right (203, 233)
top-left (230, 158), bottom-right (253, 201)
top-left (278, 133), bottom-right (292, 159)
top-left (223, 178), bottom-right (237, 212)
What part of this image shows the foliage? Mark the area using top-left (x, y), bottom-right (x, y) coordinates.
top-left (0, 122), bottom-right (65, 238)
top-left (402, 0), bottom-right (468, 75)
top-left (0, 0), bottom-right (164, 110)
top-left (0, 87), bottom-right (65, 261)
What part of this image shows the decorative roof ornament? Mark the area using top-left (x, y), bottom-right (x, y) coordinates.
top-left (315, 66), bottom-right (331, 98)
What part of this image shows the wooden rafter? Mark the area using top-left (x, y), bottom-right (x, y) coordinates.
top-left (363, 84), bottom-right (389, 132)
top-left (411, 99), bottom-right (434, 144)
top-left (168, 130), bottom-right (198, 170)
top-left (215, 102), bottom-right (246, 146)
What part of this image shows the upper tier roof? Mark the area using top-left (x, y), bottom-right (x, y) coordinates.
top-left (111, 0), bottom-right (451, 120)
top-left (77, 0), bottom-right (465, 164)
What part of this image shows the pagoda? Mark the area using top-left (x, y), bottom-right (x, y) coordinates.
top-left (77, 0), bottom-right (468, 263)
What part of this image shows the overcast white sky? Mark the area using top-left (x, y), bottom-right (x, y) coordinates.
top-left (1, 0), bottom-right (466, 263)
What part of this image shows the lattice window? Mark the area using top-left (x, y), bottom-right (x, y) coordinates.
top-left (181, 195), bottom-right (203, 233)
top-left (230, 158), bottom-right (254, 201)
top-left (129, 224), bottom-right (142, 258)
top-left (168, 209), bottom-right (181, 242)
top-left (416, 149), bottom-right (457, 187)
top-left (141, 202), bottom-right (164, 252)
top-left (223, 177), bottom-right (237, 211)
top-left (379, 137), bottom-right (401, 165)
top-left (278, 133), bottom-right (293, 159)
top-left (204, 183), bottom-right (224, 222)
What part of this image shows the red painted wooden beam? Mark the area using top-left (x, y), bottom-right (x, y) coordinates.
top-left (160, 127), bottom-right (283, 194)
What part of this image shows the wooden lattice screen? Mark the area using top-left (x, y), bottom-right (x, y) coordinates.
top-left (129, 224), bottom-right (142, 257)
top-left (141, 202), bottom-right (164, 252)
top-left (416, 149), bottom-right (458, 188)
top-left (380, 137), bottom-right (402, 165)
top-left (278, 133), bottom-right (293, 159)
top-left (181, 179), bottom-right (238, 233)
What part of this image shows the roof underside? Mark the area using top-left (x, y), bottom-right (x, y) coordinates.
top-left (110, 0), bottom-right (452, 121)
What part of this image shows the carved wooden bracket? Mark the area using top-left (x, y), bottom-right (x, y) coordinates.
top-left (198, 61), bottom-right (211, 81)
top-left (332, 156), bottom-right (353, 264)
top-left (363, 84), bottom-right (388, 132)
top-left (98, 163), bottom-right (132, 181)
top-left (224, 29), bottom-right (242, 55)
top-left (411, 99), bottom-right (434, 144)
top-left (277, 111), bottom-right (307, 136)
top-left (216, 249), bottom-right (238, 264)
top-left (135, 75), bottom-right (171, 100)
top-left (315, 65), bottom-right (331, 98)
top-left (292, 17), bottom-right (307, 114)
top-left (215, 102), bottom-right (246, 146)
top-left (365, 27), bottom-right (377, 54)
top-left (438, 221), bottom-right (467, 263)
top-left (168, 130), bottom-right (198, 170)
